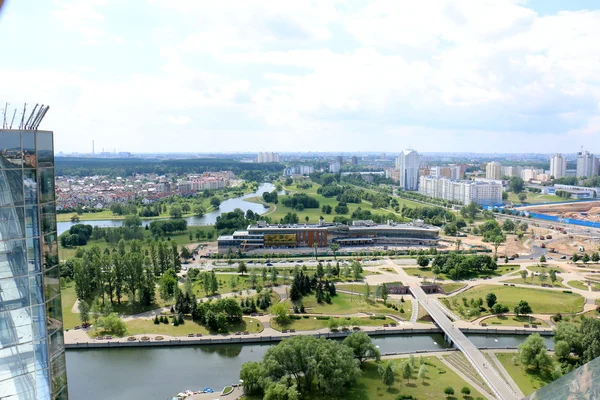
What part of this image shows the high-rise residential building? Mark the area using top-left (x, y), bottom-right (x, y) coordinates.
top-left (576, 149), bottom-right (599, 178)
top-left (550, 153), bottom-right (567, 179)
top-left (336, 156), bottom-right (343, 165)
top-left (1, 115), bottom-right (69, 399)
top-left (419, 176), bottom-right (503, 205)
top-left (502, 166), bottom-right (522, 178)
top-left (329, 162), bottom-right (341, 173)
top-left (485, 161), bottom-right (502, 180)
top-left (351, 156), bottom-right (358, 165)
top-left (430, 166), bottom-right (451, 179)
top-left (396, 149), bottom-right (421, 190)
top-left (256, 152), bottom-right (280, 163)
top-left (521, 168), bottom-right (537, 181)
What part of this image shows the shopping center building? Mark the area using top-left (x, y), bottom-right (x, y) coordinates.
top-left (217, 220), bottom-right (440, 253)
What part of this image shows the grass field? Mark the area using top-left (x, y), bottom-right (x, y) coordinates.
top-left (507, 192), bottom-right (576, 205)
top-left (270, 316), bottom-right (397, 331)
top-left (404, 265), bottom-right (518, 280)
top-left (503, 276), bottom-right (565, 288)
top-left (494, 352), bottom-right (558, 395)
top-left (567, 280), bottom-right (600, 291)
top-left (481, 315), bottom-right (549, 327)
top-left (287, 293), bottom-right (409, 318)
top-left (440, 283), bottom-right (467, 294)
top-left (120, 316), bottom-right (263, 337)
top-left (340, 357), bottom-right (485, 400)
top-left (261, 182), bottom-right (420, 224)
top-left (444, 285), bottom-right (585, 315)
top-left (59, 225), bottom-right (216, 259)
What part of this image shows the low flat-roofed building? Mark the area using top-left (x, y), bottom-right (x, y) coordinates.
top-left (217, 220), bottom-right (440, 253)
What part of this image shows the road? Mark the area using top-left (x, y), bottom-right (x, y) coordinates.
top-left (410, 285), bottom-right (520, 400)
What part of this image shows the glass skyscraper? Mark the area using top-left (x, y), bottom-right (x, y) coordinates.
top-left (0, 128), bottom-right (68, 399)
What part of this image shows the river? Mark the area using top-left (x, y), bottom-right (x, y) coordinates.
top-left (57, 183), bottom-right (277, 236)
top-left (65, 333), bottom-right (553, 400)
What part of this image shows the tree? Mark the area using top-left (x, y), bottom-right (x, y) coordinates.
top-left (554, 340), bottom-right (570, 360)
top-left (363, 284), bottom-right (370, 303)
top-left (502, 219), bottom-right (515, 232)
top-left (271, 303), bottom-right (289, 324)
top-left (379, 362), bottom-right (395, 389)
top-left (79, 299), bottom-right (90, 326)
top-left (418, 364), bottom-right (427, 384)
top-left (539, 271), bottom-right (548, 284)
top-left (329, 243), bottom-right (340, 261)
top-left (549, 270), bottom-right (557, 285)
top-left (240, 362), bottom-right (266, 396)
top-left (518, 192), bottom-right (527, 202)
top-left (509, 177), bottom-right (525, 193)
top-left (159, 269), bottom-right (178, 301)
top-left (193, 205), bottom-right (205, 217)
top-left (486, 293), bottom-right (497, 309)
top-left (238, 261), bottom-right (248, 275)
top-left (520, 270), bottom-right (528, 281)
top-left (402, 361), bottom-right (412, 384)
top-left (97, 313), bottom-right (127, 336)
top-left (264, 382), bottom-right (299, 400)
top-left (169, 204), bottom-right (183, 219)
top-left (444, 386), bottom-right (455, 398)
top-left (180, 246), bottom-right (192, 260)
top-left (210, 196), bottom-right (221, 208)
top-left (381, 283), bottom-right (388, 304)
top-left (572, 253), bottom-right (580, 262)
top-left (540, 255), bottom-right (546, 263)
top-left (514, 300), bottom-right (532, 316)
top-left (444, 223), bottom-right (457, 236)
top-left (342, 332), bottom-right (381, 365)
top-left (417, 255), bottom-right (429, 267)
top-left (592, 252), bottom-right (600, 263)
top-left (518, 333), bottom-right (552, 370)
top-left (582, 253), bottom-right (590, 264)
top-left (461, 386), bottom-right (471, 396)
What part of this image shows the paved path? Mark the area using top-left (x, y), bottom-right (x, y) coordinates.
top-left (438, 355), bottom-right (496, 400)
top-left (487, 352), bottom-right (526, 399)
top-left (410, 284), bottom-right (520, 400)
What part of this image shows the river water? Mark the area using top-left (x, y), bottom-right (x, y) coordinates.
top-left (57, 183), bottom-right (276, 235)
top-left (65, 333), bottom-right (553, 400)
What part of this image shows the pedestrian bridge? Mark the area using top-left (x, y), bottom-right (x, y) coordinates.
top-left (409, 285), bottom-right (520, 400)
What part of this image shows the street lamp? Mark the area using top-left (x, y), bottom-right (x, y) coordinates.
top-left (314, 317), bottom-right (317, 331)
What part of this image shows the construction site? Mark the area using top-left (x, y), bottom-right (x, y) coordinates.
top-left (521, 201), bottom-right (600, 223)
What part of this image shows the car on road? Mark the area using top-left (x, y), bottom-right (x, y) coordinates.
top-left (560, 256), bottom-right (567, 259)
top-left (279, 260), bottom-right (286, 263)
top-left (297, 260), bottom-right (303, 263)
top-left (266, 263), bottom-right (273, 267)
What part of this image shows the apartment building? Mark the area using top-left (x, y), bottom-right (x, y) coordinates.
top-left (419, 176), bottom-right (503, 205)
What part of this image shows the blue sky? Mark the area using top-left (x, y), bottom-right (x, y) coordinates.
top-left (1, 0), bottom-right (599, 154)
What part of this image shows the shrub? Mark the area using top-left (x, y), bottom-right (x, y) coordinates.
top-left (562, 290), bottom-right (572, 294)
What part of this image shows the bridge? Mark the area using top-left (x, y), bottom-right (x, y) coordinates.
top-left (410, 285), bottom-right (520, 400)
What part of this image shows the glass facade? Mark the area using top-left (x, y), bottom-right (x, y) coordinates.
top-left (0, 129), bottom-right (68, 400)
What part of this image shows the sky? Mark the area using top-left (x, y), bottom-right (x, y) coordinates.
top-left (1, 0), bottom-right (599, 154)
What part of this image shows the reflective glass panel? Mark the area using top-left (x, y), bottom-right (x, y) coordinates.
top-left (22, 131), bottom-right (36, 168)
top-left (30, 273), bottom-right (44, 305)
top-left (46, 297), bottom-right (63, 336)
top-left (24, 169), bottom-right (38, 204)
top-left (32, 304), bottom-right (48, 340)
top-left (0, 239), bottom-right (28, 277)
top-left (35, 367), bottom-right (52, 400)
top-left (0, 308), bottom-right (32, 347)
top-left (0, 275), bottom-right (30, 311)
top-left (0, 168), bottom-right (24, 206)
top-left (26, 237), bottom-right (42, 273)
top-left (50, 352), bottom-right (68, 398)
top-left (0, 206), bottom-right (26, 240)
top-left (42, 233), bottom-right (59, 270)
top-left (38, 168), bottom-right (54, 204)
top-left (41, 203), bottom-right (56, 236)
top-left (0, 130), bottom-right (22, 168)
top-left (37, 132), bottom-right (54, 168)
top-left (25, 205), bottom-right (39, 238)
top-left (43, 267), bottom-right (60, 303)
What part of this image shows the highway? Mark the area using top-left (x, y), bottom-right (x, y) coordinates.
top-left (410, 285), bottom-right (520, 400)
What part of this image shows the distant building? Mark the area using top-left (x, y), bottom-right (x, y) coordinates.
top-left (329, 162), bottom-right (341, 173)
top-left (284, 165), bottom-right (314, 176)
top-left (351, 156), bottom-right (358, 165)
top-left (156, 181), bottom-right (171, 192)
top-left (550, 153), bottom-right (567, 179)
top-left (336, 156), bottom-right (343, 165)
top-left (521, 168), bottom-right (537, 182)
top-left (430, 166), bottom-right (451, 179)
top-left (554, 184), bottom-right (599, 198)
top-left (257, 152), bottom-right (280, 163)
top-left (576, 149), bottom-right (599, 178)
top-left (419, 176), bottom-right (503, 205)
top-left (502, 166), bottom-right (522, 178)
top-left (396, 149), bottom-right (421, 190)
top-left (485, 161), bottom-right (502, 180)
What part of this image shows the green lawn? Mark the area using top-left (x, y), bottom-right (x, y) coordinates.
top-left (503, 276), bottom-right (565, 288)
top-left (567, 280), bottom-right (600, 291)
top-left (341, 357), bottom-right (485, 400)
top-left (262, 182), bottom-right (419, 224)
top-left (287, 293), bottom-right (409, 318)
top-left (507, 192), bottom-right (576, 205)
top-left (481, 315), bottom-right (549, 327)
top-left (404, 265), bottom-right (518, 280)
top-left (59, 225), bottom-right (217, 259)
top-left (444, 285), bottom-right (585, 316)
top-left (494, 353), bottom-right (558, 395)
top-left (440, 283), bottom-right (467, 294)
top-left (271, 316), bottom-right (397, 331)
top-left (380, 267), bottom-right (399, 274)
top-left (61, 283), bottom-right (81, 330)
top-left (120, 316), bottom-right (263, 337)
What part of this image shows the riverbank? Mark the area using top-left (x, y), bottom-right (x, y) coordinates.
top-left (64, 324), bottom-right (552, 350)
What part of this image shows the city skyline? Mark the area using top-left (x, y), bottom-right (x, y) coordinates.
top-left (2, 0), bottom-right (600, 154)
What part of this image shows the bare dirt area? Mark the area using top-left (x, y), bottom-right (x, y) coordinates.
top-left (544, 235), bottom-right (599, 255)
top-left (522, 201), bottom-right (600, 223)
top-left (440, 233), bottom-right (533, 257)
